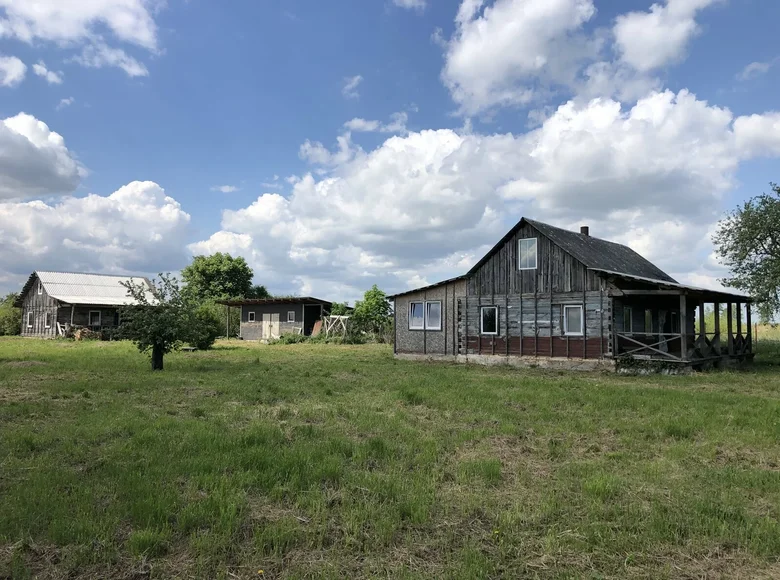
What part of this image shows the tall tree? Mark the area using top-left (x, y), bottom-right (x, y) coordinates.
top-left (247, 284), bottom-right (271, 299)
top-left (181, 253), bottom-right (254, 301)
top-left (120, 274), bottom-right (191, 371)
top-left (713, 183), bottom-right (780, 321)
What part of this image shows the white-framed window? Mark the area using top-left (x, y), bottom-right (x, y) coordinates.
top-left (287, 311), bottom-right (295, 323)
top-left (89, 311), bottom-right (101, 327)
top-left (409, 301), bottom-right (443, 331)
top-left (644, 309), bottom-right (653, 334)
top-left (27, 311), bottom-right (33, 328)
top-left (45, 312), bottom-right (51, 328)
top-left (518, 238), bottom-right (538, 270)
top-left (623, 307), bottom-right (633, 333)
top-left (248, 311), bottom-right (256, 322)
top-left (480, 306), bottom-right (499, 335)
top-left (564, 305), bottom-right (584, 336)
top-left (425, 301), bottom-right (442, 331)
top-left (37, 282), bottom-right (43, 295)
top-left (409, 302), bottom-right (425, 330)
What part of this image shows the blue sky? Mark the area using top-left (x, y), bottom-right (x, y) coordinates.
top-left (0, 0), bottom-right (779, 302)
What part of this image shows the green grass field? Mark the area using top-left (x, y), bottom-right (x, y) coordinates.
top-left (2, 338), bottom-right (780, 579)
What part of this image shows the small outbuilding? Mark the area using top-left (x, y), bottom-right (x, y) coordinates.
top-left (15, 271), bottom-right (154, 338)
top-left (216, 297), bottom-right (333, 341)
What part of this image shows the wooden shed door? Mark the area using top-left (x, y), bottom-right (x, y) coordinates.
top-left (262, 313), bottom-right (280, 339)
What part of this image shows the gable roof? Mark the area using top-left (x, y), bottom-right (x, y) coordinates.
top-left (15, 271), bottom-right (154, 307)
top-left (467, 217), bottom-right (677, 283)
top-left (216, 297), bottom-right (333, 307)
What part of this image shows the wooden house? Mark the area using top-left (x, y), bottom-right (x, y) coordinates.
top-left (216, 297), bottom-right (333, 341)
top-left (390, 218), bottom-right (753, 371)
top-left (15, 271), bottom-right (154, 338)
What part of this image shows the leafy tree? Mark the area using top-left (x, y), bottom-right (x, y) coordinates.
top-left (182, 253), bottom-right (254, 301)
top-left (188, 303), bottom-right (223, 350)
top-left (120, 274), bottom-right (191, 371)
top-left (247, 284), bottom-right (271, 299)
top-left (0, 292), bottom-right (21, 336)
top-left (351, 285), bottom-right (392, 340)
top-left (330, 302), bottom-right (350, 316)
top-left (714, 183), bottom-right (780, 322)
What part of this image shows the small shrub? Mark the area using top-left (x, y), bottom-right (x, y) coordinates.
top-left (269, 333), bottom-right (309, 345)
top-left (187, 303), bottom-right (222, 350)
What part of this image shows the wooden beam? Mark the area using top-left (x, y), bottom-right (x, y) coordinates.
top-left (713, 302), bottom-right (720, 338)
top-left (698, 301), bottom-right (705, 340)
top-left (549, 257), bottom-right (553, 358)
top-left (727, 302), bottom-right (734, 356)
top-left (582, 268), bottom-right (587, 359)
top-left (599, 279), bottom-right (604, 358)
top-left (736, 302), bottom-right (742, 337)
top-left (619, 290), bottom-right (683, 296)
top-left (680, 294), bottom-right (688, 362)
top-left (746, 302), bottom-right (752, 352)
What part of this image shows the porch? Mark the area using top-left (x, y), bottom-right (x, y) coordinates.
top-left (609, 280), bottom-right (753, 369)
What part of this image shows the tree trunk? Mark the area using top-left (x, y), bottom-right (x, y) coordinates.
top-left (151, 344), bottom-right (164, 371)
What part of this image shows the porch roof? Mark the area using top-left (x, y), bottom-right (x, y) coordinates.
top-left (594, 269), bottom-right (752, 302)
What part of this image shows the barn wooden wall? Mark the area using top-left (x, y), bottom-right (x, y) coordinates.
top-left (458, 290), bottom-right (610, 359)
top-left (468, 223), bottom-right (601, 296)
top-left (20, 277), bottom-right (58, 338)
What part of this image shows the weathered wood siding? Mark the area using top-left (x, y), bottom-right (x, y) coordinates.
top-left (20, 276), bottom-right (58, 337)
top-left (394, 280), bottom-right (467, 356)
top-left (468, 223), bottom-right (601, 296)
top-left (458, 290), bottom-right (610, 359)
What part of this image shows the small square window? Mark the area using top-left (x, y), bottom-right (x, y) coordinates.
top-left (425, 301), bottom-right (442, 330)
top-left (89, 311), bottom-right (101, 327)
top-left (287, 311), bottom-right (295, 323)
top-left (518, 238), bottom-right (538, 270)
top-left (564, 305), bottom-right (583, 336)
top-left (27, 312), bottom-right (33, 328)
top-left (481, 306), bottom-right (498, 335)
top-left (248, 311), bottom-right (256, 322)
top-left (623, 307), bottom-right (633, 333)
top-left (409, 302), bottom-right (424, 330)
top-left (45, 312), bottom-right (51, 328)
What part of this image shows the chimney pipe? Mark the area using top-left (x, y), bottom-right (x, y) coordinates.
top-left (580, 226), bottom-right (589, 236)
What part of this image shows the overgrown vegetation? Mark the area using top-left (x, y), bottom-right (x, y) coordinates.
top-left (0, 292), bottom-right (20, 336)
top-left (1, 338), bottom-right (780, 578)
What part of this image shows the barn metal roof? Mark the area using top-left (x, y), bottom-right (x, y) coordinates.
top-left (15, 271), bottom-right (154, 307)
top-left (591, 269), bottom-right (752, 301)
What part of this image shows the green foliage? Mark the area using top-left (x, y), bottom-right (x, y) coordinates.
top-left (120, 274), bottom-right (191, 370)
top-left (181, 253), bottom-right (255, 301)
top-left (188, 303), bottom-right (223, 350)
top-left (714, 183), bottom-right (780, 321)
top-left (247, 284), bottom-right (271, 299)
top-left (330, 302), bottom-right (350, 316)
top-left (351, 285), bottom-right (392, 342)
top-left (268, 333), bottom-right (309, 345)
top-left (0, 292), bottom-right (21, 336)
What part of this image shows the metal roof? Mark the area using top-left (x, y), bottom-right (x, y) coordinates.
top-left (216, 297), bottom-right (334, 307)
top-left (591, 269), bottom-right (752, 302)
top-left (15, 271), bottom-right (154, 307)
top-left (387, 275), bottom-right (468, 299)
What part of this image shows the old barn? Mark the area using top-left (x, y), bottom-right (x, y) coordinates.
top-left (390, 218), bottom-right (753, 370)
top-left (15, 271), bottom-right (153, 338)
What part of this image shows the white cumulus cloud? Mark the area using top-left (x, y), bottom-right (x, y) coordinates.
top-left (393, 0), bottom-right (426, 10)
top-left (0, 54), bottom-right (25, 87)
top-left (342, 75), bottom-right (363, 99)
top-left (0, 112), bottom-right (83, 200)
top-left (0, 181), bottom-right (191, 284)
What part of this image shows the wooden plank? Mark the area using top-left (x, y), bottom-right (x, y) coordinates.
top-left (619, 290), bottom-right (683, 296)
top-left (727, 302), bottom-right (734, 356)
top-left (680, 294), bottom-right (688, 361)
top-left (582, 268), bottom-right (587, 359)
top-left (599, 279), bottom-right (604, 358)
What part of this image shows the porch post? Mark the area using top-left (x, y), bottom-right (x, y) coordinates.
top-left (736, 302), bottom-right (742, 338)
top-left (698, 301), bottom-right (706, 340)
top-left (713, 302), bottom-right (720, 339)
top-left (746, 302), bottom-right (752, 353)
top-left (679, 294), bottom-right (688, 361)
top-left (727, 302), bottom-right (734, 356)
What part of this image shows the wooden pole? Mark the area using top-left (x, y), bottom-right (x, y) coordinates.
top-left (599, 279), bottom-right (604, 358)
top-left (736, 302), bottom-right (742, 338)
top-left (727, 302), bottom-right (734, 356)
top-left (680, 294), bottom-right (688, 361)
top-left (549, 258), bottom-right (553, 358)
top-left (698, 301), bottom-right (705, 340)
top-left (582, 269), bottom-right (587, 359)
top-left (746, 302), bottom-right (752, 353)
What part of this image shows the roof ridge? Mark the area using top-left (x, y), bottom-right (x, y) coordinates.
top-left (36, 270), bottom-right (149, 278)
